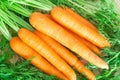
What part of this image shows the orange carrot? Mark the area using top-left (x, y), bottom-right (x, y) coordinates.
top-left (10, 37), bottom-right (68, 80)
top-left (18, 28), bottom-right (76, 80)
top-left (45, 14), bottom-right (101, 55)
top-left (34, 30), bottom-right (95, 80)
top-left (78, 37), bottom-right (101, 55)
top-left (50, 6), bottom-right (110, 48)
top-left (70, 31), bottom-right (101, 55)
top-left (29, 12), bottom-right (109, 69)
top-left (65, 7), bottom-right (98, 32)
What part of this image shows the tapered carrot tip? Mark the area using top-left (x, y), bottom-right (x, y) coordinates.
top-left (102, 64), bottom-right (109, 70)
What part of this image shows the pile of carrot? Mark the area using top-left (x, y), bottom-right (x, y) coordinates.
top-left (10, 6), bottom-right (111, 80)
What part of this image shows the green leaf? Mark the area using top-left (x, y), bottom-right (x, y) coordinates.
top-left (0, 19), bottom-right (12, 41)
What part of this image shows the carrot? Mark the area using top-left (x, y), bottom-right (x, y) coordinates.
top-left (18, 28), bottom-right (76, 80)
top-left (45, 14), bottom-right (101, 55)
top-left (50, 6), bottom-right (110, 48)
top-left (70, 31), bottom-right (101, 55)
top-left (78, 37), bottom-right (101, 55)
top-left (29, 12), bottom-right (109, 69)
top-left (65, 7), bottom-right (98, 32)
top-left (10, 37), bottom-right (68, 80)
top-left (34, 30), bottom-right (95, 80)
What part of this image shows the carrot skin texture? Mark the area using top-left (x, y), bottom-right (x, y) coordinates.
top-left (18, 28), bottom-right (76, 80)
top-left (51, 7), bottom-right (110, 48)
top-left (65, 8), bottom-right (98, 32)
top-left (29, 12), bottom-right (109, 69)
top-left (73, 32), bottom-right (101, 55)
top-left (10, 37), bottom-right (68, 80)
top-left (34, 30), bottom-right (96, 80)
top-left (45, 14), bottom-right (101, 55)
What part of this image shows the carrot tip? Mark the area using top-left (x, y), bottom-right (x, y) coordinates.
top-left (102, 64), bottom-right (109, 69)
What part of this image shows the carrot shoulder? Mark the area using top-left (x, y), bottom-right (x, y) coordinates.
top-left (65, 7), bottom-right (98, 32)
top-left (10, 37), bottom-right (68, 80)
top-left (50, 6), bottom-right (110, 48)
top-left (34, 30), bottom-right (95, 80)
top-left (29, 12), bottom-right (109, 69)
top-left (18, 28), bottom-right (76, 80)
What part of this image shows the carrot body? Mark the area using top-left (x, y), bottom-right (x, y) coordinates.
top-left (45, 14), bottom-right (101, 55)
top-left (79, 38), bottom-right (101, 54)
top-left (18, 28), bottom-right (76, 80)
top-left (10, 37), bottom-right (68, 80)
top-left (71, 31), bottom-right (101, 55)
top-left (34, 30), bottom-right (95, 80)
top-left (51, 7), bottom-right (110, 48)
top-left (29, 12), bottom-right (109, 69)
top-left (65, 8), bottom-right (98, 32)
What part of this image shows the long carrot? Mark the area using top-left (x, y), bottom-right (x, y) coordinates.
top-left (29, 12), bottom-right (109, 69)
top-left (18, 28), bottom-right (76, 80)
top-left (10, 37), bottom-right (68, 80)
top-left (78, 37), bottom-right (101, 55)
top-left (69, 30), bottom-right (101, 55)
top-left (50, 6), bottom-right (110, 48)
top-left (34, 30), bottom-right (95, 80)
top-left (45, 14), bottom-right (101, 55)
top-left (65, 7), bottom-right (98, 32)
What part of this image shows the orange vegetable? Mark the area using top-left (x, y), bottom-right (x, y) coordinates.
top-left (45, 14), bottom-right (101, 55)
top-left (78, 37), bottom-right (101, 55)
top-left (51, 6), bottom-right (110, 48)
top-left (29, 12), bottom-right (109, 69)
top-left (71, 31), bottom-right (101, 55)
top-left (10, 37), bottom-right (68, 80)
top-left (65, 7), bottom-right (98, 32)
top-left (18, 28), bottom-right (76, 80)
top-left (34, 30), bottom-right (95, 80)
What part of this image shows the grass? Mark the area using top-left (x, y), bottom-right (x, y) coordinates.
top-left (0, 0), bottom-right (120, 80)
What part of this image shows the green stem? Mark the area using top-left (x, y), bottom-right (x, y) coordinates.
top-left (107, 52), bottom-right (120, 63)
top-left (0, 9), bottom-right (20, 32)
top-left (4, 1), bottom-right (32, 17)
top-left (67, 0), bottom-right (96, 16)
top-left (0, 19), bottom-right (12, 41)
top-left (4, 8), bottom-right (34, 31)
top-left (8, 0), bottom-right (56, 11)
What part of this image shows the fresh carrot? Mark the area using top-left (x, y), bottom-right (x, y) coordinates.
top-left (45, 14), bottom-right (101, 55)
top-left (29, 12), bottom-right (109, 69)
top-left (65, 7), bottom-right (98, 32)
top-left (18, 28), bottom-right (76, 80)
top-left (50, 6), bottom-right (110, 48)
top-left (78, 37), bottom-right (101, 55)
top-left (70, 30), bottom-right (101, 55)
top-left (34, 30), bottom-right (95, 80)
top-left (10, 37), bottom-right (68, 80)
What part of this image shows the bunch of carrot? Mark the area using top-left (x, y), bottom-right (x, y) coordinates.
top-left (10, 6), bottom-right (111, 80)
